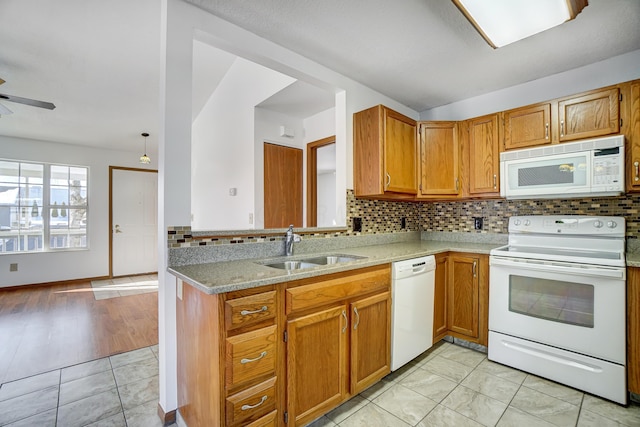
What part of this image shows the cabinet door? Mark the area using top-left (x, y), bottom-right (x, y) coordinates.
top-left (350, 292), bottom-right (391, 394)
top-left (447, 255), bottom-right (479, 338)
top-left (628, 81), bottom-right (640, 191)
top-left (628, 267), bottom-right (640, 395)
top-left (419, 121), bottom-right (459, 196)
top-left (287, 305), bottom-right (348, 427)
top-left (504, 103), bottom-right (551, 150)
top-left (433, 254), bottom-right (448, 341)
top-left (384, 108), bottom-right (417, 194)
top-left (558, 88), bottom-right (620, 142)
top-left (468, 114), bottom-right (500, 195)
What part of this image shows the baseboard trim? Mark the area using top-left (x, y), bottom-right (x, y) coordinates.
top-left (0, 275), bottom-right (111, 291)
top-left (158, 403), bottom-right (177, 426)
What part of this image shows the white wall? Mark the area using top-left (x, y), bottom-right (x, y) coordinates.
top-left (254, 107), bottom-right (305, 229)
top-left (304, 107), bottom-right (336, 143)
top-left (421, 49), bottom-right (640, 121)
top-left (0, 135), bottom-right (157, 287)
top-left (161, 0), bottom-right (421, 415)
top-left (191, 58), bottom-right (295, 230)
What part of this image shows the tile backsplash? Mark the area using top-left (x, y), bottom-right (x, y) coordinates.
top-left (420, 194), bottom-right (640, 239)
top-left (168, 191), bottom-right (640, 250)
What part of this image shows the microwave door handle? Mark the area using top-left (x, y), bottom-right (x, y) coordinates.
top-left (490, 257), bottom-right (624, 279)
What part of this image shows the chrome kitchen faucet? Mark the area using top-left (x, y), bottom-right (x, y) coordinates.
top-left (285, 224), bottom-right (302, 256)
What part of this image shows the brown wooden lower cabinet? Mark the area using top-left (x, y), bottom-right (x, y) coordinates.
top-left (628, 267), bottom-right (640, 395)
top-left (285, 265), bottom-right (391, 426)
top-left (175, 264), bottom-right (391, 427)
top-left (433, 252), bottom-right (489, 347)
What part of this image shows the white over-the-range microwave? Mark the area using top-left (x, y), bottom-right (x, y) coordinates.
top-left (500, 135), bottom-right (625, 199)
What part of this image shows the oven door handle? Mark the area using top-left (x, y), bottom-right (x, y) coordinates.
top-left (490, 257), bottom-right (625, 279)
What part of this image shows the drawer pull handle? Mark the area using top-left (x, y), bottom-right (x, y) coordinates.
top-left (241, 395), bottom-right (267, 411)
top-left (240, 306), bottom-right (268, 316)
top-left (353, 307), bottom-right (360, 330)
top-left (635, 161), bottom-right (639, 182)
top-left (560, 120), bottom-right (564, 137)
top-left (545, 123), bottom-right (549, 139)
top-left (241, 351), bottom-right (267, 364)
top-left (493, 174), bottom-right (497, 189)
top-left (385, 173), bottom-right (391, 189)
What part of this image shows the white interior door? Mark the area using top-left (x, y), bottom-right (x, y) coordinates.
top-left (112, 169), bottom-right (158, 276)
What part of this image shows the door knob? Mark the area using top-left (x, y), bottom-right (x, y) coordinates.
top-left (115, 224), bottom-right (122, 233)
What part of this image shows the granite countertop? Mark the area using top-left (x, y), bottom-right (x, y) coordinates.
top-left (627, 253), bottom-right (640, 268)
top-left (168, 240), bottom-right (502, 294)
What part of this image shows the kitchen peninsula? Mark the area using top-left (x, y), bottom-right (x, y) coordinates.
top-left (169, 232), bottom-right (500, 426)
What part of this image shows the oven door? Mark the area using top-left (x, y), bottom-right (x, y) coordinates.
top-left (489, 255), bottom-right (626, 364)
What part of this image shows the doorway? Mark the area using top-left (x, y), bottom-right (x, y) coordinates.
top-left (109, 167), bottom-right (158, 277)
top-left (306, 136), bottom-right (336, 227)
top-left (263, 142), bottom-right (303, 228)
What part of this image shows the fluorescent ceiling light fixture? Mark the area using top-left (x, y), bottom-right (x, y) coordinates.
top-left (453, 0), bottom-right (588, 48)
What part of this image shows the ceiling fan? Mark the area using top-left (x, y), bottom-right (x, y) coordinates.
top-left (0, 78), bottom-right (56, 115)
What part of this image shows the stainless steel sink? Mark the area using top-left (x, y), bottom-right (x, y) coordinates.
top-left (260, 254), bottom-right (366, 271)
top-left (261, 260), bottom-right (321, 270)
top-left (300, 255), bottom-right (366, 265)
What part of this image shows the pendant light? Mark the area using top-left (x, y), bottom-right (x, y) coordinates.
top-left (139, 132), bottom-right (151, 164)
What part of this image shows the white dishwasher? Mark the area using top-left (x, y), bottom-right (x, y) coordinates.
top-left (391, 255), bottom-right (436, 371)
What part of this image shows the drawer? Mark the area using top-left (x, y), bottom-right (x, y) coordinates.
top-left (226, 377), bottom-right (277, 426)
top-left (226, 325), bottom-right (277, 388)
top-left (225, 291), bottom-right (277, 331)
top-left (245, 410), bottom-right (278, 427)
top-left (286, 265), bottom-right (390, 314)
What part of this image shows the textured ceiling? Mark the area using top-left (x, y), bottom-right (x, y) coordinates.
top-left (185, 0), bottom-right (640, 111)
top-left (0, 0), bottom-right (639, 152)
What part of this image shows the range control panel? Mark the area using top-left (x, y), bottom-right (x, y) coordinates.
top-left (509, 215), bottom-right (625, 236)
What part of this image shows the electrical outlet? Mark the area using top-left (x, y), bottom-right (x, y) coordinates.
top-left (401, 217), bottom-right (407, 229)
top-left (10, 263), bottom-right (18, 272)
top-left (473, 217), bottom-right (483, 230)
top-left (352, 217), bottom-right (362, 232)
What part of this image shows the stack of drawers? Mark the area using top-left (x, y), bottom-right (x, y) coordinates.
top-left (223, 289), bottom-right (279, 427)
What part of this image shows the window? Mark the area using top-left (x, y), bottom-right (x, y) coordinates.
top-left (0, 160), bottom-right (88, 253)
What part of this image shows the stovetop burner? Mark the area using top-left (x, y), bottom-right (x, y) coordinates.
top-left (490, 215), bottom-right (626, 267)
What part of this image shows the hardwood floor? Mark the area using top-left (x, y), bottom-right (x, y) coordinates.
top-left (0, 280), bottom-right (158, 384)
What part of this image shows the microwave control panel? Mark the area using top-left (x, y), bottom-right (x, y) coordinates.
top-left (592, 153), bottom-right (623, 191)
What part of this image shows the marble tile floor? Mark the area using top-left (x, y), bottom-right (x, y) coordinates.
top-left (307, 341), bottom-right (640, 427)
top-left (2, 340), bottom-right (639, 427)
top-left (0, 345), bottom-right (174, 427)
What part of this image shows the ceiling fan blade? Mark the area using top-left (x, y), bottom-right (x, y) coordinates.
top-left (0, 93), bottom-right (55, 110)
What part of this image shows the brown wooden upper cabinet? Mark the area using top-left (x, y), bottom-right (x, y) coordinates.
top-left (558, 87), bottom-right (620, 142)
top-left (503, 87), bottom-right (621, 150)
top-left (504, 102), bottom-right (552, 150)
top-left (467, 114), bottom-right (500, 196)
top-left (354, 105), bottom-right (417, 198)
top-left (418, 121), bottom-right (459, 197)
top-left (624, 81), bottom-right (640, 191)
